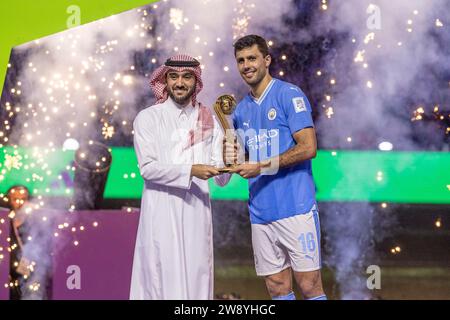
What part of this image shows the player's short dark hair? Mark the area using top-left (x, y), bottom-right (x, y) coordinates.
top-left (233, 35), bottom-right (270, 57)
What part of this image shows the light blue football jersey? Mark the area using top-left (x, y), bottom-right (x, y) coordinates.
top-left (233, 78), bottom-right (317, 224)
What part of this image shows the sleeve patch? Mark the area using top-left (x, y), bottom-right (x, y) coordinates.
top-left (292, 97), bottom-right (307, 113)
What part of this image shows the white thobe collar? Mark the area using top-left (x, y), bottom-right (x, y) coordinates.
top-left (167, 97), bottom-right (196, 119)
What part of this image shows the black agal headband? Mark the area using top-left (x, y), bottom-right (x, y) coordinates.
top-left (164, 58), bottom-right (200, 67)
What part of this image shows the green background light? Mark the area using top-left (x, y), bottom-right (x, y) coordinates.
top-left (1, 147), bottom-right (449, 203)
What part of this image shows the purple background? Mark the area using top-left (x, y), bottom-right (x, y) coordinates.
top-left (0, 208), bottom-right (140, 300)
top-left (52, 209), bottom-right (140, 300)
top-left (0, 209), bottom-right (10, 300)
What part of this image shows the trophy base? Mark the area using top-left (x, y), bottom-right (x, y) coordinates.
top-left (217, 166), bottom-right (236, 173)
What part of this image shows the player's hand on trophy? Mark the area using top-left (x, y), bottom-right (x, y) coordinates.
top-left (229, 162), bottom-right (261, 179)
top-left (191, 164), bottom-right (220, 180)
top-left (230, 159), bottom-right (271, 179)
top-left (223, 136), bottom-right (239, 166)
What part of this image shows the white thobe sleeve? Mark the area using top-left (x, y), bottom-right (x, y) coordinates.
top-left (133, 111), bottom-right (192, 189)
top-left (210, 116), bottom-right (232, 187)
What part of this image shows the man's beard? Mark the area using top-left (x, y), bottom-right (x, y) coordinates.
top-left (168, 85), bottom-right (195, 105)
top-left (241, 68), bottom-right (265, 87)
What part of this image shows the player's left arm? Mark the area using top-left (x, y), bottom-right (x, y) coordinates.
top-left (231, 86), bottom-right (316, 178)
top-left (232, 127), bottom-right (316, 178)
top-left (276, 126), bottom-right (317, 169)
top-left (275, 86), bottom-right (317, 169)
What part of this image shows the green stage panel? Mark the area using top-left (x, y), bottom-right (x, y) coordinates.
top-left (1, 147), bottom-right (449, 204)
top-left (311, 151), bottom-right (450, 204)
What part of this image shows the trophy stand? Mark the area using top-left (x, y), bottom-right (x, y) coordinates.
top-left (213, 94), bottom-right (238, 173)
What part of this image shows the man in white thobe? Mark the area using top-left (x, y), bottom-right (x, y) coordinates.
top-left (130, 54), bottom-right (230, 300)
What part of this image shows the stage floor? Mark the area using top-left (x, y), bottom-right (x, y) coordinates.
top-left (214, 265), bottom-right (450, 300)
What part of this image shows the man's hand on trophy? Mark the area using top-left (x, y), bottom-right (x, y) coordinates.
top-left (191, 164), bottom-right (220, 180)
top-left (229, 159), bottom-right (272, 179)
top-left (223, 136), bottom-right (239, 165)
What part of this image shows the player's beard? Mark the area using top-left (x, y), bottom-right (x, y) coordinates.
top-left (241, 67), bottom-right (266, 88)
top-left (168, 84), bottom-right (195, 106)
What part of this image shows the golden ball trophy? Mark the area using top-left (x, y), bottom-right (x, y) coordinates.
top-left (213, 94), bottom-right (238, 173)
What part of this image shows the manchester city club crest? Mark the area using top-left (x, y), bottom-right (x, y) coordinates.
top-left (268, 108), bottom-right (277, 120)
